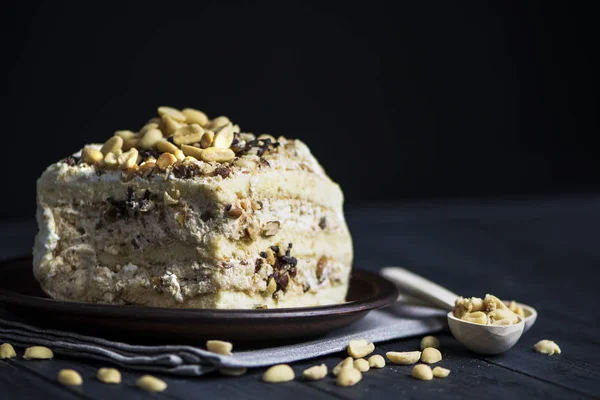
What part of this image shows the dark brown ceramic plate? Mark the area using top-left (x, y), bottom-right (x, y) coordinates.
top-left (0, 257), bottom-right (397, 345)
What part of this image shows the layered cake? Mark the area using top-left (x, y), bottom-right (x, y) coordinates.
top-left (34, 107), bottom-right (353, 309)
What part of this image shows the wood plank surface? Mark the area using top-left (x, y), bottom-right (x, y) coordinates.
top-left (2, 197), bottom-right (599, 399)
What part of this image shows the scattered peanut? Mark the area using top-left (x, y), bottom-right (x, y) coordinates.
top-left (432, 366), bottom-right (450, 378)
top-left (219, 368), bottom-right (247, 377)
top-left (139, 123), bottom-right (159, 136)
top-left (0, 343), bottom-right (16, 359)
top-left (333, 357), bottom-right (354, 376)
top-left (421, 348), bottom-right (442, 364)
top-left (353, 358), bottom-right (370, 372)
top-left (206, 340), bottom-right (233, 355)
top-left (200, 147), bottom-right (235, 163)
top-left (213, 125), bottom-right (234, 148)
top-left (122, 138), bottom-right (138, 151)
top-left (412, 364), bottom-right (433, 380)
top-left (262, 364), bottom-right (295, 383)
top-left (386, 351), bottom-right (421, 365)
top-left (367, 354), bottom-right (385, 368)
top-left (534, 340), bottom-right (561, 355)
top-left (58, 369), bottom-right (82, 386)
top-left (336, 368), bottom-right (362, 387)
top-left (97, 368), bottom-right (121, 384)
top-left (156, 152), bottom-right (177, 170)
top-left (173, 124), bottom-right (204, 146)
top-left (347, 339), bottom-right (375, 359)
top-left (264, 277), bottom-right (277, 296)
top-left (136, 375), bottom-right (167, 392)
top-left (420, 336), bottom-right (440, 350)
top-left (200, 130), bottom-right (215, 148)
top-left (23, 346), bottom-right (53, 360)
top-left (138, 128), bottom-right (163, 149)
top-left (82, 147), bottom-right (104, 164)
top-left (158, 106), bottom-right (186, 122)
top-left (182, 108), bottom-right (208, 126)
top-left (302, 364), bottom-right (327, 381)
top-left (101, 136), bottom-right (123, 155)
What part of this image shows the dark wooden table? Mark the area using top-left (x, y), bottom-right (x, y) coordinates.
top-left (2, 196), bottom-right (599, 399)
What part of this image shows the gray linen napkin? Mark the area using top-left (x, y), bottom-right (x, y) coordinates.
top-left (0, 304), bottom-right (445, 376)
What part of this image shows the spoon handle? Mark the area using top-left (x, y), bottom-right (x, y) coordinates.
top-left (380, 267), bottom-right (458, 311)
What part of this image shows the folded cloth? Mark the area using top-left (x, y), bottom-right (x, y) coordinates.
top-left (0, 304), bottom-right (445, 376)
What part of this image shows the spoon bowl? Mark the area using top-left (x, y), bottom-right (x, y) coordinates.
top-left (447, 311), bottom-right (524, 354)
top-left (381, 267), bottom-right (535, 355)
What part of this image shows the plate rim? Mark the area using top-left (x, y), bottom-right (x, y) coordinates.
top-left (0, 256), bottom-right (398, 320)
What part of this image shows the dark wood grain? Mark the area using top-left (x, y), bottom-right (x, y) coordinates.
top-left (2, 196), bottom-right (600, 399)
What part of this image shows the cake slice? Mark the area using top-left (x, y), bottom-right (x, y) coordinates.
top-left (34, 107), bottom-right (353, 309)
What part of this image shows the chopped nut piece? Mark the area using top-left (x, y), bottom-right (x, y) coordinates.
top-left (97, 368), bottom-right (121, 384)
top-left (200, 130), bottom-right (215, 148)
top-left (156, 152), bottom-right (177, 170)
top-left (206, 340), bottom-right (233, 355)
top-left (227, 206), bottom-right (243, 218)
top-left (484, 294), bottom-right (507, 312)
top-left (103, 152), bottom-right (119, 167)
top-left (136, 375), bottom-right (167, 392)
top-left (461, 311), bottom-right (488, 325)
top-left (118, 148), bottom-right (139, 169)
top-left (163, 191), bottom-right (179, 206)
top-left (262, 364), bottom-right (295, 383)
top-left (534, 340), bottom-right (561, 355)
top-left (138, 128), bottom-right (163, 149)
top-left (160, 115), bottom-right (184, 136)
top-left (353, 358), bottom-right (370, 372)
top-left (386, 351), bottom-right (421, 365)
top-left (115, 130), bottom-right (137, 139)
top-left (139, 123), bottom-right (159, 136)
top-left (200, 147), bottom-right (235, 163)
top-left (347, 339), bottom-right (375, 359)
top-left (420, 336), bottom-right (440, 350)
top-left (265, 277), bottom-right (277, 296)
top-left (182, 108), bottom-right (209, 126)
top-left (508, 301), bottom-right (526, 317)
top-left (58, 369), bottom-right (82, 386)
top-left (158, 106), bottom-right (186, 122)
top-left (209, 116), bottom-right (230, 130)
top-left (173, 124), bottom-right (204, 146)
top-left (303, 364), bottom-right (327, 381)
top-left (181, 144), bottom-right (204, 160)
top-left (175, 212), bottom-right (185, 227)
top-left (82, 147), bottom-right (104, 164)
top-left (213, 125), bottom-right (234, 148)
top-left (23, 346), bottom-right (53, 360)
top-left (432, 366), bottom-right (450, 378)
top-left (262, 221), bottom-right (280, 237)
top-left (138, 161), bottom-right (156, 177)
top-left (421, 347), bottom-right (442, 364)
top-left (246, 223), bottom-right (259, 240)
top-left (336, 368), bottom-right (362, 387)
top-left (316, 256), bottom-right (327, 282)
top-left (101, 136), bottom-right (123, 155)
top-left (488, 308), bottom-right (520, 325)
top-left (0, 343), bottom-right (17, 359)
top-left (122, 137), bottom-right (138, 151)
top-left (258, 134), bottom-right (276, 141)
top-left (219, 368), bottom-right (247, 377)
top-left (265, 248), bottom-right (276, 265)
top-left (412, 364), bottom-right (433, 380)
top-left (368, 354), bottom-right (385, 368)
top-left (333, 357), bottom-right (354, 376)
top-left (156, 140), bottom-right (180, 155)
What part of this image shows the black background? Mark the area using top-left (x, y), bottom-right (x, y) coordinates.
top-left (2, 1), bottom-right (597, 218)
